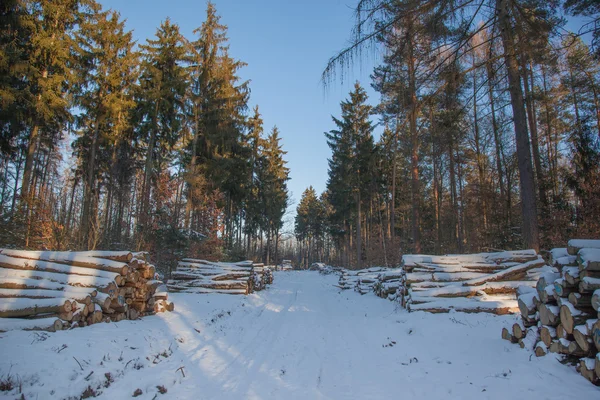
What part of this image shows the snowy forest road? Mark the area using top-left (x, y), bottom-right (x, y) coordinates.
top-left (1, 272), bottom-right (598, 399)
top-left (163, 272), bottom-right (597, 399)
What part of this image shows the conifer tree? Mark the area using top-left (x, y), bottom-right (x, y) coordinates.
top-left (326, 82), bottom-right (375, 268)
top-left (18, 0), bottom-right (96, 202)
top-left (135, 18), bottom-right (188, 247)
top-left (185, 1), bottom-right (249, 244)
top-left (256, 126), bottom-right (289, 264)
top-left (73, 8), bottom-right (138, 249)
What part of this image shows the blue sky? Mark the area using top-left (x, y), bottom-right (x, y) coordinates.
top-left (98, 0), bottom-right (380, 223)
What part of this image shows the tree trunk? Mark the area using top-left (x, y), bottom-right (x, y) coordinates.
top-left (407, 24), bottom-right (421, 253)
top-left (486, 52), bottom-right (507, 208)
top-left (356, 191), bottom-right (362, 269)
top-left (522, 59), bottom-right (547, 208)
top-left (472, 62), bottom-right (488, 236)
top-left (497, 0), bottom-right (540, 251)
top-left (81, 118), bottom-right (102, 250)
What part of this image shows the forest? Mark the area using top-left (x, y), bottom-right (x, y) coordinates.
top-left (0, 1), bottom-right (290, 269)
top-left (295, 0), bottom-right (600, 268)
top-left (1, 0), bottom-right (600, 272)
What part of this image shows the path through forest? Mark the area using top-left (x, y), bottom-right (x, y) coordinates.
top-left (0, 272), bottom-right (598, 399)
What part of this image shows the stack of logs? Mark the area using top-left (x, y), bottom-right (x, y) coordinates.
top-left (373, 270), bottom-right (406, 302)
top-left (281, 260), bottom-right (293, 271)
top-left (167, 259), bottom-right (272, 295)
top-left (375, 250), bottom-right (549, 314)
top-left (502, 239), bottom-right (600, 385)
top-left (0, 249), bottom-right (173, 333)
top-left (338, 268), bottom-right (388, 294)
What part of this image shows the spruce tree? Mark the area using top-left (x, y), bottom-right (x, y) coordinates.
top-left (185, 1), bottom-right (249, 245)
top-left (135, 18), bottom-right (188, 247)
top-left (73, 8), bottom-right (138, 249)
top-left (326, 82), bottom-right (374, 268)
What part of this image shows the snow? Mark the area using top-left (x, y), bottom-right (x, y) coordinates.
top-left (0, 317), bottom-right (59, 332)
top-left (549, 247), bottom-right (569, 261)
top-left (579, 248), bottom-right (600, 264)
top-left (555, 256), bottom-right (577, 266)
top-left (1, 271), bottom-right (598, 399)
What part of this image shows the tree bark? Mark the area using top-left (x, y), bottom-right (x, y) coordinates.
top-left (497, 0), bottom-right (540, 251)
top-left (407, 23), bottom-right (421, 253)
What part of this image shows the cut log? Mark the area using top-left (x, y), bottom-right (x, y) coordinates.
top-left (580, 277), bottom-right (600, 292)
top-left (0, 254), bottom-right (123, 284)
top-left (556, 324), bottom-right (573, 341)
top-left (518, 327), bottom-right (539, 350)
top-left (593, 289), bottom-right (600, 311)
top-left (560, 303), bottom-right (590, 334)
top-left (537, 284), bottom-right (555, 304)
top-left (0, 297), bottom-right (72, 318)
top-left (408, 298), bottom-right (518, 315)
top-left (0, 268), bottom-right (116, 291)
top-left (563, 267), bottom-right (580, 286)
top-left (76, 250), bottom-right (133, 262)
top-left (512, 321), bottom-right (526, 339)
top-left (518, 292), bottom-right (538, 316)
top-left (412, 281), bottom-right (533, 299)
top-left (539, 325), bottom-right (556, 347)
top-left (568, 239), bottom-right (600, 255)
top-left (569, 292), bottom-right (592, 309)
top-left (535, 342), bottom-right (547, 357)
top-left (538, 303), bottom-right (560, 326)
top-left (553, 278), bottom-right (576, 298)
top-left (579, 358), bottom-right (599, 385)
top-left (537, 273), bottom-right (560, 296)
top-left (0, 317), bottom-right (63, 333)
top-left (549, 338), bottom-right (586, 356)
top-left (573, 322), bottom-right (596, 353)
top-left (0, 250), bottom-right (130, 275)
top-left (463, 258), bottom-right (546, 286)
top-left (0, 288), bottom-right (92, 304)
top-left (516, 285), bottom-right (536, 297)
top-left (579, 248), bottom-right (600, 271)
top-left (521, 312), bottom-right (539, 327)
top-left (592, 320), bottom-right (600, 351)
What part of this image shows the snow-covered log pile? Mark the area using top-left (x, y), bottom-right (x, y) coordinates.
top-left (373, 269), bottom-right (406, 302)
top-left (309, 263), bottom-right (337, 275)
top-left (501, 239), bottom-right (600, 386)
top-left (167, 259), bottom-right (271, 295)
top-left (338, 267), bottom-right (388, 294)
top-left (0, 249), bottom-right (172, 332)
top-left (397, 250), bottom-right (548, 314)
top-left (281, 260), bottom-right (293, 271)
top-left (250, 263), bottom-right (273, 291)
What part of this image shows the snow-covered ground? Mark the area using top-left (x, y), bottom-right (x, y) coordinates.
top-left (1, 271), bottom-right (598, 399)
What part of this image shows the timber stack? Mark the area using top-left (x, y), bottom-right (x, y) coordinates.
top-left (338, 267), bottom-right (388, 294)
top-left (501, 239), bottom-right (600, 386)
top-left (0, 249), bottom-right (173, 333)
top-left (167, 259), bottom-right (272, 295)
top-left (281, 260), bottom-right (293, 271)
top-left (378, 250), bottom-right (549, 314)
